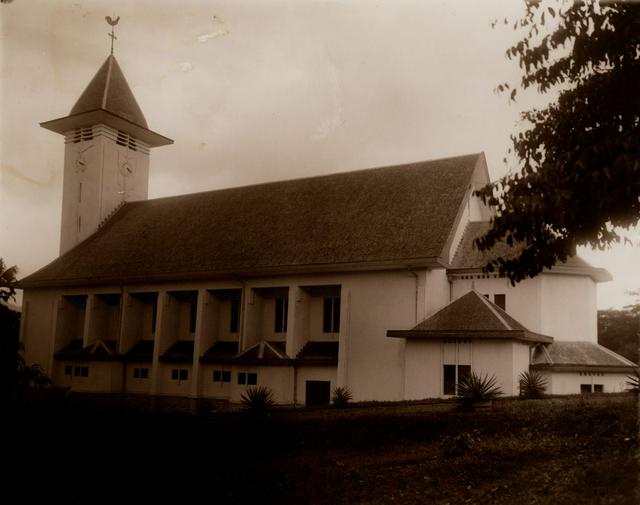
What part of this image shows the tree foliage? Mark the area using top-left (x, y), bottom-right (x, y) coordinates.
top-left (0, 258), bottom-right (18, 303)
top-left (476, 0), bottom-right (640, 282)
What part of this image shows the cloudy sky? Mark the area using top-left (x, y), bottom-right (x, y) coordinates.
top-left (1, 0), bottom-right (638, 308)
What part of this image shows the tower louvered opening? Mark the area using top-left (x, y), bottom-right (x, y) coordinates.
top-left (116, 130), bottom-right (138, 151)
top-left (72, 127), bottom-right (94, 143)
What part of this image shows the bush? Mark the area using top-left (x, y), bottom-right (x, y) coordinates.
top-left (457, 371), bottom-right (503, 407)
top-left (625, 373), bottom-right (640, 391)
top-left (331, 386), bottom-right (353, 408)
top-left (519, 370), bottom-right (548, 399)
top-left (240, 386), bottom-right (275, 416)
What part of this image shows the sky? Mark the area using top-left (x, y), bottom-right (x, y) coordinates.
top-left (1, 0), bottom-right (638, 309)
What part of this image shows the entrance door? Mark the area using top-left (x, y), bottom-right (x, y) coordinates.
top-left (305, 380), bottom-right (331, 406)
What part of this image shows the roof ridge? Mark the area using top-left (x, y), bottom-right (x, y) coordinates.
top-left (475, 290), bottom-right (513, 330)
top-left (101, 56), bottom-right (114, 109)
top-left (137, 152), bottom-right (484, 206)
top-left (592, 342), bottom-right (638, 366)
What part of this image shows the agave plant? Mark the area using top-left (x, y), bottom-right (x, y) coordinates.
top-left (457, 371), bottom-right (503, 407)
top-left (519, 370), bottom-right (548, 399)
top-left (331, 386), bottom-right (353, 408)
top-left (626, 373), bottom-right (640, 391)
top-left (240, 386), bottom-right (275, 416)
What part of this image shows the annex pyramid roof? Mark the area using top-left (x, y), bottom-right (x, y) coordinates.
top-left (22, 153), bottom-right (483, 288)
top-left (387, 290), bottom-right (553, 343)
top-left (531, 341), bottom-right (637, 372)
top-left (449, 221), bottom-right (612, 283)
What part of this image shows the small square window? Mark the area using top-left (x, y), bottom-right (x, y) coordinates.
top-left (64, 365), bottom-right (72, 376)
top-left (238, 372), bottom-right (246, 385)
top-left (580, 384), bottom-right (591, 394)
top-left (494, 294), bottom-right (506, 311)
top-left (222, 371), bottom-right (231, 383)
top-left (179, 369), bottom-right (188, 381)
top-left (213, 370), bottom-right (222, 382)
top-left (171, 369), bottom-right (179, 380)
top-left (594, 384), bottom-right (603, 393)
top-left (247, 372), bottom-right (257, 385)
top-left (134, 368), bottom-right (149, 379)
top-left (80, 366), bottom-right (89, 377)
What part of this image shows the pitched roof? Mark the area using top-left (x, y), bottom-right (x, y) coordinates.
top-left (54, 339), bottom-right (121, 361)
top-left (531, 341), bottom-right (637, 372)
top-left (387, 290), bottom-right (553, 343)
top-left (296, 341), bottom-right (339, 364)
top-left (159, 340), bottom-right (195, 363)
top-left (40, 55), bottom-right (173, 147)
top-left (70, 55), bottom-right (148, 127)
top-left (449, 221), bottom-right (612, 282)
top-left (21, 153), bottom-right (482, 288)
top-left (125, 340), bottom-right (154, 362)
top-left (202, 341), bottom-right (239, 359)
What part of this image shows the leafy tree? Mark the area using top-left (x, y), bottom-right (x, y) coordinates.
top-left (476, 0), bottom-right (640, 282)
top-left (598, 308), bottom-right (639, 363)
top-left (0, 258), bottom-right (18, 303)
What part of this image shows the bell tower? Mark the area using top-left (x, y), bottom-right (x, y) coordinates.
top-left (40, 28), bottom-right (172, 255)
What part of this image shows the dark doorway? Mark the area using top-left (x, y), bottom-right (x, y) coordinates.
top-left (305, 380), bottom-right (331, 406)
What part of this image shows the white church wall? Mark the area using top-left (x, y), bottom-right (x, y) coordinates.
top-left (547, 371), bottom-right (630, 395)
top-left (158, 363), bottom-right (193, 396)
top-left (511, 342), bottom-right (531, 396)
top-left (200, 364), bottom-right (294, 404)
top-left (21, 289), bottom-right (57, 375)
top-left (341, 270), bottom-right (416, 402)
top-left (125, 362), bottom-right (153, 394)
top-left (472, 340), bottom-right (516, 396)
top-left (404, 340), bottom-right (442, 400)
top-left (451, 276), bottom-right (543, 334)
top-left (540, 274), bottom-right (598, 342)
top-left (22, 267), bottom-right (449, 402)
top-left (296, 366), bottom-right (337, 405)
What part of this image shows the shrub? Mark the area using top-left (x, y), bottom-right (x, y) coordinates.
top-left (441, 431), bottom-right (480, 458)
top-left (519, 370), bottom-right (548, 399)
top-left (240, 386), bottom-right (275, 416)
top-left (625, 373), bottom-right (640, 391)
top-left (331, 386), bottom-right (353, 408)
top-left (457, 371), bottom-right (503, 407)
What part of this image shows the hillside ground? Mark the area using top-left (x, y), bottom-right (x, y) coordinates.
top-left (2, 394), bottom-right (637, 504)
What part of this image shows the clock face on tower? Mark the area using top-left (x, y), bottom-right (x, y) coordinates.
top-left (120, 159), bottom-right (136, 177)
top-left (74, 143), bottom-right (94, 173)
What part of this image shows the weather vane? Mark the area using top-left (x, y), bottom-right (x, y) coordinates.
top-left (105, 15), bottom-right (120, 55)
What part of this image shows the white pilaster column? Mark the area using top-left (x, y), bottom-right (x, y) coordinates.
top-left (150, 290), bottom-right (168, 396)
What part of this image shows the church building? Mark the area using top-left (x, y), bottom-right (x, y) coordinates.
top-left (19, 51), bottom-right (637, 410)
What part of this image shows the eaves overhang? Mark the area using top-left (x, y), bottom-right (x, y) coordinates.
top-left (386, 329), bottom-right (553, 344)
top-left (19, 256), bottom-right (445, 290)
top-left (40, 109), bottom-right (173, 147)
top-left (531, 364), bottom-right (637, 374)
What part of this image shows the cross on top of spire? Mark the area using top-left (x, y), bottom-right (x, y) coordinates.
top-left (105, 15), bottom-right (120, 55)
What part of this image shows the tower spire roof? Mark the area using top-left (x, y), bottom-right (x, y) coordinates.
top-left (40, 55), bottom-right (172, 147)
top-left (70, 54), bottom-right (148, 128)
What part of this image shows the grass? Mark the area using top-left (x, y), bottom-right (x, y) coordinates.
top-left (2, 394), bottom-right (637, 504)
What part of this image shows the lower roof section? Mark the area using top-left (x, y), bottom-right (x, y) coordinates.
top-left (531, 341), bottom-right (637, 373)
top-left (387, 290), bottom-right (553, 344)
